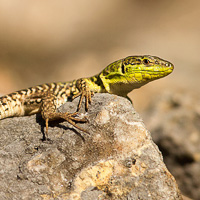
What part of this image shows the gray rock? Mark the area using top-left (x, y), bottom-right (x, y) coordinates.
top-left (0, 93), bottom-right (182, 200)
top-left (142, 90), bottom-right (200, 200)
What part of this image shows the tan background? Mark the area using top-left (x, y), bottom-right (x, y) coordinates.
top-left (0, 0), bottom-right (199, 112)
top-left (0, 1), bottom-right (199, 199)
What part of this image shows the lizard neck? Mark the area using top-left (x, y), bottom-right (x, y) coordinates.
top-left (85, 73), bottom-right (134, 97)
top-left (84, 75), bottom-right (106, 93)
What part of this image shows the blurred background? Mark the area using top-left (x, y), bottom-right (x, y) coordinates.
top-left (0, 0), bottom-right (199, 199)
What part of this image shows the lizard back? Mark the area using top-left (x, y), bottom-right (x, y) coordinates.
top-left (0, 81), bottom-right (78, 119)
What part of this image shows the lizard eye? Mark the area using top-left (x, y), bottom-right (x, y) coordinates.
top-left (121, 63), bottom-right (125, 74)
top-left (143, 59), bottom-right (150, 64)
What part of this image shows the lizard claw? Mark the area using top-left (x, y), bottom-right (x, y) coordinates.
top-left (44, 112), bottom-right (89, 136)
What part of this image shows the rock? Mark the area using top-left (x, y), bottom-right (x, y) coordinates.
top-left (0, 93), bottom-right (182, 200)
top-left (142, 90), bottom-right (200, 200)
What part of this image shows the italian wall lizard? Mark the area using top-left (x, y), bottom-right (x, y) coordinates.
top-left (0, 55), bottom-right (174, 135)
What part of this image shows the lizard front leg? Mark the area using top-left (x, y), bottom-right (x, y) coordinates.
top-left (41, 92), bottom-right (88, 137)
top-left (72, 78), bottom-right (94, 111)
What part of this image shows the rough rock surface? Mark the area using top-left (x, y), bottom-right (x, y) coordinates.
top-left (142, 91), bottom-right (200, 200)
top-left (0, 93), bottom-right (182, 200)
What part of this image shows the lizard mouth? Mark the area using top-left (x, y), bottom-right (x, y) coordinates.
top-left (127, 65), bottom-right (174, 83)
top-left (143, 63), bottom-right (174, 74)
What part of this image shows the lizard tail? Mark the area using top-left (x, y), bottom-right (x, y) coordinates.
top-left (0, 95), bottom-right (24, 119)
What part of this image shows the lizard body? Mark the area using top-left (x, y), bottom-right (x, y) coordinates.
top-left (0, 55), bottom-right (174, 134)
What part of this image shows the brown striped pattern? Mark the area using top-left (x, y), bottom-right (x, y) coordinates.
top-left (0, 81), bottom-right (79, 119)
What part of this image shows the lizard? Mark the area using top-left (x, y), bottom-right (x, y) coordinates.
top-left (0, 55), bottom-right (174, 136)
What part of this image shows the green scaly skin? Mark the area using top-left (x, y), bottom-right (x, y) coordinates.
top-left (0, 55), bottom-right (174, 135)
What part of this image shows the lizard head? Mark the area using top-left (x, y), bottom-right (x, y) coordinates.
top-left (122, 55), bottom-right (174, 83)
top-left (99, 55), bottom-right (174, 96)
